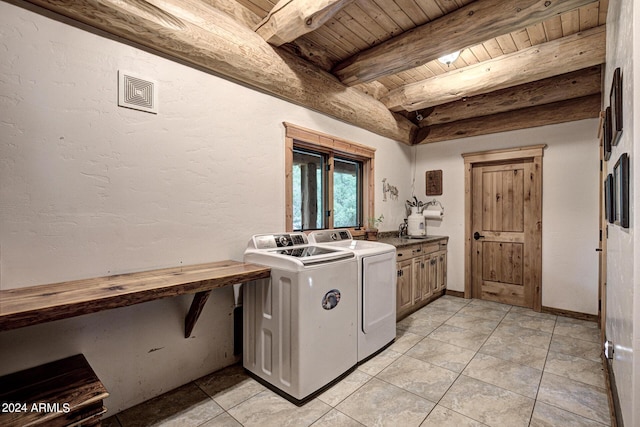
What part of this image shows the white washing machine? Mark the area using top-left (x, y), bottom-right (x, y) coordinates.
top-left (308, 229), bottom-right (396, 362)
top-left (243, 233), bottom-right (358, 404)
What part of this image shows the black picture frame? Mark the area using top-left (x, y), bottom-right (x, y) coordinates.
top-left (610, 67), bottom-right (623, 146)
top-left (613, 153), bottom-right (629, 228)
top-left (604, 107), bottom-right (612, 161)
top-left (605, 173), bottom-right (614, 223)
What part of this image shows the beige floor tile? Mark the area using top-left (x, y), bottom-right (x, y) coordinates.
top-left (420, 405), bottom-right (488, 427)
top-left (407, 337), bottom-right (476, 373)
top-left (468, 299), bottom-right (512, 312)
top-left (227, 390), bottom-right (331, 427)
top-left (549, 334), bottom-right (602, 363)
top-left (553, 320), bottom-right (600, 343)
top-left (544, 352), bottom-right (606, 389)
top-left (502, 311), bottom-right (557, 333)
top-left (195, 364), bottom-right (266, 410)
top-left (410, 307), bottom-right (457, 323)
top-left (356, 347), bottom-right (402, 376)
top-left (389, 329), bottom-right (423, 353)
top-left (537, 372), bottom-right (610, 425)
top-left (396, 316), bottom-right (442, 336)
top-left (457, 305), bottom-right (509, 321)
top-left (530, 401), bottom-right (608, 427)
top-left (440, 375), bottom-right (535, 427)
top-left (426, 297), bottom-right (470, 313)
top-left (200, 412), bottom-right (243, 427)
top-left (444, 313), bottom-right (501, 334)
top-left (491, 323), bottom-right (552, 350)
top-left (462, 353), bottom-right (542, 398)
top-left (336, 378), bottom-right (435, 427)
top-left (377, 355), bottom-right (458, 402)
top-left (116, 383), bottom-right (224, 427)
top-left (509, 306), bottom-right (557, 321)
top-left (479, 335), bottom-right (548, 370)
top-left (428, 324), bottom-right (491, 351)
top-left (310, 409), bottom-right (364, 426)
top-left (317, 370), bottom-right (372, 407)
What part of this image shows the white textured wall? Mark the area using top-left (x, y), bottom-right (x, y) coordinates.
top-left (0, 2), bottom-right (411, 414)
top-left (605, 0), bottom-right (637, 425)
top-left (413, 120), bottom-right (601, 315)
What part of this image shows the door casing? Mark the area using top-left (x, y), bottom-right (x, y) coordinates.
top-left (462, 145), bottom-right (546, 311)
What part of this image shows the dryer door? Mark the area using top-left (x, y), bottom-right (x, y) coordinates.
top-left (362, 251), bottom-right (396, 333)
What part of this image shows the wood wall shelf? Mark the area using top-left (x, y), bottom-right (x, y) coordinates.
top-left (0, 260), bottom-right (271, 337)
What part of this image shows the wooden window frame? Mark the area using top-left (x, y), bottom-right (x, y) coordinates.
top-left (284, 122), bottom-right (375, 236)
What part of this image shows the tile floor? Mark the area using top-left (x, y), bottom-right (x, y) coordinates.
top-left (103, 296), bottom-right (611, 427)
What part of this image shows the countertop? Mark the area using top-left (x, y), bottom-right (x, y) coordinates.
top-left (377, 234), bottom-right (448, 248)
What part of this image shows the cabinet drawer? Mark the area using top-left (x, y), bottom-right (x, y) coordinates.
top-left (396, 245), bottom-right (421, 260)
top-left (422, 243), bottom-right (440, 254)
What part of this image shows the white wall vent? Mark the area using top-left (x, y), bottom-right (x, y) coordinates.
top-left (118, 71), bottom-right (158, 114)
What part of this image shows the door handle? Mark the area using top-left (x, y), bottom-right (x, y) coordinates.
top-left (473, 232), bottom-right (485, 240)
top-left (595, 248), bottom-right (603, 252)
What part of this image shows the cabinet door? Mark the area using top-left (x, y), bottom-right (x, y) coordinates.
top-left (427, 255), bottom-right (438, 294)
top-left (412, 257), bottom-right (423, 303)
top-left (397, 259), bottom-right (413, 314)
top-left (436, 250), bottom-right (447, 291)
top-left (421, 255), bottom-right (432, 301)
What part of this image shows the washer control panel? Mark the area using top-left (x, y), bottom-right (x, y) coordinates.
top-left (308, 229), bottom-right (352, 243)
top-left (252, 233), bottom-right (308, 249)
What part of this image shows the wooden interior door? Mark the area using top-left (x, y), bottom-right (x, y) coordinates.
top-left (465, 145), bottom-right (544, 311)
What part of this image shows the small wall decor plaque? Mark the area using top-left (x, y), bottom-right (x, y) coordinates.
top-left (425, 170), bottom-right (443, 196)
top-left (610, 67), bottom-right (623, 146)
top-left (613, 153), bottom-right (629, 228)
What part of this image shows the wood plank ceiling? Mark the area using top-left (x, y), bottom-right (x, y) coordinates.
top-left (21, 0), bottom-right (607, 145)
top-left (245, 0), bottom-right (607, 143)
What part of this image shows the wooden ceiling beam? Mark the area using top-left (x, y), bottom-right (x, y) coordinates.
top-left (333, 0), bottom-right (599, 86)
top-left (255, 0), bottom-right (354, 46)
top-left (22, 0), bottom-right (415, 144)
top-left (413, 94), bottom-right (601, 144)
top-left (382, 25), bottom-right (605, 112)
top-left (417, 66), bottom-right (602, 126)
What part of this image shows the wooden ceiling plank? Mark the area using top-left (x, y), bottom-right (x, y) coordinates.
top-left (393, 0), bottom-right (430, 26)
top-left (24, 0), bottom-right (415, 144)
top-left (526, 22), bottom-right (548, 45)
top-left (560, 9), bottom-right (581, 36)
top-left (334, 0), bottom-right (599, 85)
top-left (342, 3), bottom-right (390, 43)
top-left (482, 38), bottom-right (504, 58)
top-left (354, 0), bottom-right (403, 36)
top-left (433, 0), bottom-right (459, 13)
top-left (579, 3), bottom-right (600, 30)
top-left (510, 29), bottom-right (532, 50)
top-left (333, 11), bottom-right (380, 46)
top-left (371, 0), bottom-right (416, 31)
top-left (313, 24), bottom-right (361, 55)
top-left (381, 25), bottom-right (606, 112)
top-left (598, 0), bottom-right (609, 25)
top-left (255, 0), bottom-right (355, 46)
top-left (414, 94), bottom-right (601, 144)
top-left (415, 0), bottom-right (446, 21)
top-left (418, 66), bottom-right (602, 126)
top-left (495, 34), bottom-right (518, 55)
top-left (468, 44), bottom-right (492, 62)
top-left (459, 48), bottom-right (480, 65)
top-left (237, 0), bottom-right (277, 18)
top-left (543, 16), bottom-right (563, 40)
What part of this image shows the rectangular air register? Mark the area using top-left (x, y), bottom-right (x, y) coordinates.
top-left (118, 71), bottom-right (158, 114)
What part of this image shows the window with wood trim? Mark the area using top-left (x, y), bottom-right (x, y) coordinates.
top-left (284, 123), bottom-right (375, 233)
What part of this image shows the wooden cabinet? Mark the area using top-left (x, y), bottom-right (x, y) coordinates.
top-left (396, 239), bottom-right (448, 320)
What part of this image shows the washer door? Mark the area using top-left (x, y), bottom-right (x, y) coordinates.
top-left (362, 251), bottom-right (396, 333)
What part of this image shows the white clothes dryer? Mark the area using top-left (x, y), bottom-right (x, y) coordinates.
top-left (243, 233), bottom-right (358, 404)
top-left (308, 230), bottom-right (396, 362)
